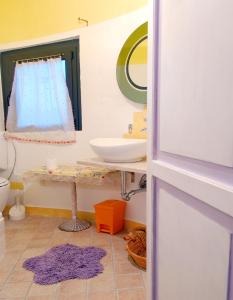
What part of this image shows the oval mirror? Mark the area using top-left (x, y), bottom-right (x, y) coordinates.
top-left (116, 22), bottom-right (147, 104)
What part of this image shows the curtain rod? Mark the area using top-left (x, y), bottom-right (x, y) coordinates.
top-left (13, 53), bottom-right (64, 63)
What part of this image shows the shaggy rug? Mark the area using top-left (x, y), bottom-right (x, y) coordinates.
top-left (23, 243), bottom-right (106, 285)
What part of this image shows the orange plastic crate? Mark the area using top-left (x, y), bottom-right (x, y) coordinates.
top-left (94, 200), bottom-right (126, 235)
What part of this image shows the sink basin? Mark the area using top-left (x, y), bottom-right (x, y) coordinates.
top-left (89, 138), bottom-right (146, 163)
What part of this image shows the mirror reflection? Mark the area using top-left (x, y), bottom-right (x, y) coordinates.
top-left (127, 37), bottom-right (147, 90)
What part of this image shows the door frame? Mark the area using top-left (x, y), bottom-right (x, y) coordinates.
top-left (147, 0), bottom-right (160, 299)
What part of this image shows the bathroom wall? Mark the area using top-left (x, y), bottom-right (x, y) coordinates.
top-left (0, 7), bottom-right (148, 223)
top-left (0, 0), bottom-right (147, 43)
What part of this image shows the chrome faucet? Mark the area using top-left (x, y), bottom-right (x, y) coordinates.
top-left (128, 124), bottom-right (133, 134)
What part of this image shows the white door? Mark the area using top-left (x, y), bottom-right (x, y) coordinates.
top-left (147, 1), bottom-right (233, 299)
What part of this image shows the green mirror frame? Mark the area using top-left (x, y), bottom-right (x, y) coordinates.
top-left (116, 22), bottom-right (148, 104)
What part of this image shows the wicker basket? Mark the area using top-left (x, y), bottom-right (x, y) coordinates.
top-left (124, 226), bottom-right (146, 270)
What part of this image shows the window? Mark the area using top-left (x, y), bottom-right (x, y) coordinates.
top-left (1, 39), bottom-right (82, 131)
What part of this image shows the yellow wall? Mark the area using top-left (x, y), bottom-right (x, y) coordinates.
top-left (0, 0), bottom-right (147, 43)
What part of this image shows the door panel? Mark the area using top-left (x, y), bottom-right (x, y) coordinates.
top-left (157, 181), bottom-right (231, 300)
top-left (158, 0), bottom-right (233, 167)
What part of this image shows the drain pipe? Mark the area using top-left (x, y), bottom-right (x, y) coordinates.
top-left (120, 171), bottom-right (146, 201)
top-left (120, 171), bottom-right (128, 200)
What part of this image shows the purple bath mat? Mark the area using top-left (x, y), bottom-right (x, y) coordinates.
top-left (23, 243), bottom-right (106, 285)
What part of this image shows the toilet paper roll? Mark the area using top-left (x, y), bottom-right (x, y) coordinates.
top-left (46, 158), bottom-right (58, 172)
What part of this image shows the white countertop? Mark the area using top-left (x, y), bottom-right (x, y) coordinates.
top-left (77, 157), bottom-right (147, 173)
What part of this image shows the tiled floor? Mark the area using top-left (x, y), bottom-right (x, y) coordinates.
top-left (0, 216), bottom-right (146, 299)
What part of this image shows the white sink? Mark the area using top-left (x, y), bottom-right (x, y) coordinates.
top-left (89, 138), bottom-right (146, 163)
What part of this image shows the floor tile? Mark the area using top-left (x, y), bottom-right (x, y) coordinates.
top-left (0, 271), bottom-right (11, 286)
top-left (7, 269), bottom-right (34, 283)
top-left (112, 238), bottom-right (128, 259)
top-left (1, 250), bottom-right (21, 263)
top-left (13, 258), bottom-right (27, 271)
top-left (114, 258), bottom-right (140, 274)
top-left (87, 273), bottom-right (115, 292)
top-left (33, 231), bottom-right (54, 239)
top-left (58, 292), bottom-right (86, 300)
top-left (112, 238), bottom-right (126, 249)
top-left (88, 290), bottom-right (116, 300)
top-left (27, 238), bottom-right (50, 248)
top-left (91, 233), bottom-right (112, 247)
top-left (118, 288), bottom-right (146, 300)
top-left (67, 238), bottom-right (90, 247)
top-left (27, 283), bottom-right (59, 297)
top-left (27, 295), bottom-right (56, 300)
top-left (5, 242), bottom-right (29, 252)
top-left (13, 230), bottom-right (36, 240)
top-left (68, 232), bottom-right (91, 246)
top-left (21, 247), bottom-right (47, 259)
top-left (0, 297), bottom-right (24, 300)
top-left (141, 270), bottom-right (147, 288)
top-left (0, 281), bottom-right (31, 298)
top-left (58, 279), bottom-right (87, 295)
top-left (101, 256), bottom-right (114, 273)
top-left (116, 273), bottom-right (144, 289)
top-left (0, 258), bottom-right (17, 273)
top-left (113, 248), bottom-right (128, 260)
top-left (49, 240), bottom-right (67, 248)
top-left (52, 231), bottom-right (71, 240)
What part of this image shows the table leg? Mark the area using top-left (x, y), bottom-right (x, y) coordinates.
top-left (58, 182), bottom-right (91, 232)
top-left (71, 182), bottom-right (78, 221)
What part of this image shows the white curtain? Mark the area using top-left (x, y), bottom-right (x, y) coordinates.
top-left (5, 57), bottom-right (76, 144)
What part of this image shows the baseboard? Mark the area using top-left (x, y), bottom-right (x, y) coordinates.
top-left (3, 205), bottom-right (145, 232)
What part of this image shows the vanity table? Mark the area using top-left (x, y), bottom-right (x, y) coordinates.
top-left (23, 164), bottom-right (117, 232)
top-left (23, 158), bottom-right (147, 231)
top-left (77, 157), bottom-right (147, 173)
